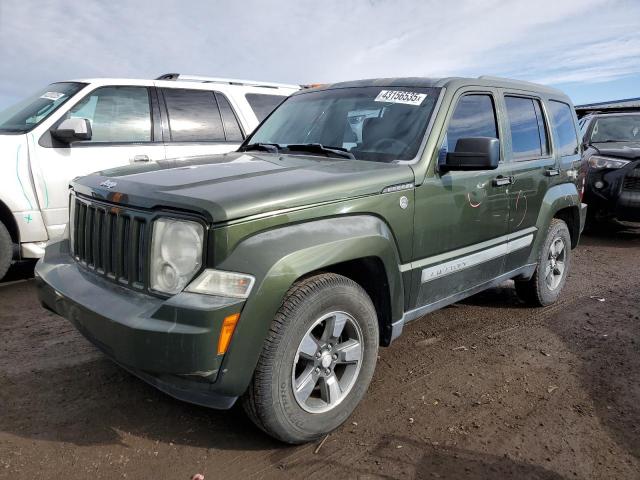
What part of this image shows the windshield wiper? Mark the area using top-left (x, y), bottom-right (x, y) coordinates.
top-left (240, 142), bottom-right (281, 154)
top-left (285, 143), bottom-right (355, 159)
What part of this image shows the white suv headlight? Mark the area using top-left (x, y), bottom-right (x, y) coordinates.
top-left (150, 218), bottom-right (204, 295)
top-left (588, 155), bottom-right (629, 169)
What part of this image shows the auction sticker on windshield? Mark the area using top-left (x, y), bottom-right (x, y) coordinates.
top-left (375, 90), bottom-right (427, 106)
top-left (40, 92), bottom-right (65, 101)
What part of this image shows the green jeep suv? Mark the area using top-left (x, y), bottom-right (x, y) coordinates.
top-left (36, 77), bottom-right (587, 443)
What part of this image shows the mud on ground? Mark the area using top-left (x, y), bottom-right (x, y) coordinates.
top-left (1, 227), bottom-right (639, 479)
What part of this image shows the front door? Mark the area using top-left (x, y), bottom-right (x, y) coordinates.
top-left (30, 85), bottom-right (165, 238)
top-left (410, 90), bottom-right (510, 310)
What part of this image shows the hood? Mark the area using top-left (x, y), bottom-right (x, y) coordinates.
top-left (591, 141), bottom-right (640, 160)
top-left (72, 152), bottom-right (415, 223)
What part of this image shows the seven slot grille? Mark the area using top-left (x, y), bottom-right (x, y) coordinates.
top-left (71, 197), bottom-right (148, 289)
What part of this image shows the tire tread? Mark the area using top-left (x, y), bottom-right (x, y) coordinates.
top-left (242, 273), bottom-right (373, 443)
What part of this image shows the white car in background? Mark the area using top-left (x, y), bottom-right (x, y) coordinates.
top-left (0, 73), bottom-right (299, 279)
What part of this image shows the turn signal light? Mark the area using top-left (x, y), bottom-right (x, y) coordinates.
top-left (218, 313), bottom-right (240, 355)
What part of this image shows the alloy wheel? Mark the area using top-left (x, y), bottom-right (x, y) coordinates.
top-left (545, 236), bottom-right (566, 290)
top-left (292, 311), bottom-right (363, 413)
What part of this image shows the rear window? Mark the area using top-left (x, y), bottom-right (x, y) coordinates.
top-left (215, 92), bottom-right (244, 141)
top-left (549, 101), bottom-right (579, 156)
top-left (163, 88), bottom-right (225, 142)
top-left (505, 96), bottom-right (549, 160)
top-left (245, 93), bottom-right (286, 122)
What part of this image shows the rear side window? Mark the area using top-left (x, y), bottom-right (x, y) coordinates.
top-left (504, 96), bottom-right (549, 160)
top-left (446, 94), bottom-right (498, 152)
top-left (163, 89), bottom-right (225, 142)
top-left (245, 93), bottom-right (286, 122)
top-left (66, 86), bottom-right (151, 143)
top-left (215, 92), bottom-right (244, 142)
top-left (549, 101), bottom-right (579, 156)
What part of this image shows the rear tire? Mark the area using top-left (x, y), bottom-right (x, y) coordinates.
top-left (0, 221), bottom-right (13, 281)
top-left (242, 273), bottom-right (379, 444)
top-left (515, 219), bottom-right (571, 307)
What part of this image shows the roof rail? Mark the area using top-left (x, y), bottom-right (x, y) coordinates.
top-left (155, 73), bottom-right (300, 90)
top-left (475, 75), bottom-right (566, 95)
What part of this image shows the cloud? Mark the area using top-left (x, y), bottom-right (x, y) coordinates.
top-left (0, 0), bottom-right (639, 107)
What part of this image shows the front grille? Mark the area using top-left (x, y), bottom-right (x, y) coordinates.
top-left (71, 196), bottom-right (149, 290)
top-left (623, 167), bottom-right (640, 191)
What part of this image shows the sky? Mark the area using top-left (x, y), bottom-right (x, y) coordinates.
top-left (1, 0), bottom-right (639, 110)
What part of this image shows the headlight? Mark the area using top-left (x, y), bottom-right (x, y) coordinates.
top-left (588, 155), bottom-right (630, 169)
top-left (186, 269), bottom-right (255, 298)
top-left (150, 218), bottom-right (204, 295)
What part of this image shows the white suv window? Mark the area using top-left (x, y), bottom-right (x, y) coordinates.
top-left (245, 93), bottom-right (285, 122)
top-left (67, 86), bottom-right (152, 143)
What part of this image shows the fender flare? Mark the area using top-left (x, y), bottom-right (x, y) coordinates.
top-left (214, 215), bottom-right (404, 396)
top-left (529, 182), bottom-right (582, 264)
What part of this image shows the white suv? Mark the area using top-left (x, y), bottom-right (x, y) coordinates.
top-left (0, 73), bottom-right (299, 279)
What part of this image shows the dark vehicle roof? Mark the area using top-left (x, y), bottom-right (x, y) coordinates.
top-left (583, 111), bottom-right (640, 118)
top-left (295, 76), bottom-right (568, 99)
top-left (575, 97), bottom-right (640, 118)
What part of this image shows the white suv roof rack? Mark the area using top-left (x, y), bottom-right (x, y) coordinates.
top-left (156, 73), bottom-right (300, 90)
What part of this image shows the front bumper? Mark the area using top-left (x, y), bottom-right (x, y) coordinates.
top-left (35, 239), bottom-right (244, 409)
top-left (585, 160), bottom-right (640, 222)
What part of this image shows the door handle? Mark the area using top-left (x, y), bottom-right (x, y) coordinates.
top-left (132, 154), bottom-right (150, 163)
top-left (544, 168), bottom-right (560, 177)
top-left (493, 175), bottom-right (513, 187)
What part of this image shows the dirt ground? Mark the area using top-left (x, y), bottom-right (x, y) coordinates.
top-left (1, 226), bottom-right (639, 480)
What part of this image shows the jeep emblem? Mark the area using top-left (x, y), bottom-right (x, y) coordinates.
top-left (399, 196), bottom-right (409, 209)
top-left (100, 180), bottom-right (117, 189)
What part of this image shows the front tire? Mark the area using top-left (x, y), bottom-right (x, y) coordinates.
top-left (0, 221), bottom-right (13, 281)
top-left (515, 219), bottom-right (571, 306)
top-left (242, 273), bottom-right (379, 444)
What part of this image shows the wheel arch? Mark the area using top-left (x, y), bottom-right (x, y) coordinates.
top-left (553, 205), bottom-right (581, 248)
top-left (214, 215), bottom-right (404, 397)
top-left (302, 256), bottom-right (394, 346)
top-left (0, 198), bottom-right (19, 245)
top-left (530, 182), bottom-right (582, 263)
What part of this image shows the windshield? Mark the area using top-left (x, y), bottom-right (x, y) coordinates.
top-left (589, 115), bottom-right (640, 143)
top-left (0, 82), bottom-right (86, 134)
top-left (245, 86), bottom-right (441, 162)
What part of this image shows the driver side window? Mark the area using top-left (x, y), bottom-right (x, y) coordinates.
top-left (445, 94), bottom-right (498, 152)
top-left (66, 86), bottom-right (152, 143)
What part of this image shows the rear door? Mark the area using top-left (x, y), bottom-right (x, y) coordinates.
top-left (410, 89), bottom-right (511, 309)
top-left (499, 91), bottom-right (555, 272)
top-left (31, 85), bottom-right (165, 238)
top-left (159, 88), bottom-right (245, 159)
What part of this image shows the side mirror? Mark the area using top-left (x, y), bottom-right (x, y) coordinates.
top-left (442, 137), bottom-right (500, 171)
top-left (51, 118), bottom-right (92, 143)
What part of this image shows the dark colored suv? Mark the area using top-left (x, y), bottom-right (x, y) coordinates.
top-left (36, 76), bottom-right (587, 443)
top-left (580, 112), bottom-right (640, 224)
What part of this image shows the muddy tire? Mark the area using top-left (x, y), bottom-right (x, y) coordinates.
top-left (515, 219), bottom-right (571, 307)
top-left (0, 221), bottom-right (13, 281)
top-left (242, 273), bottom-right (379, 444)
